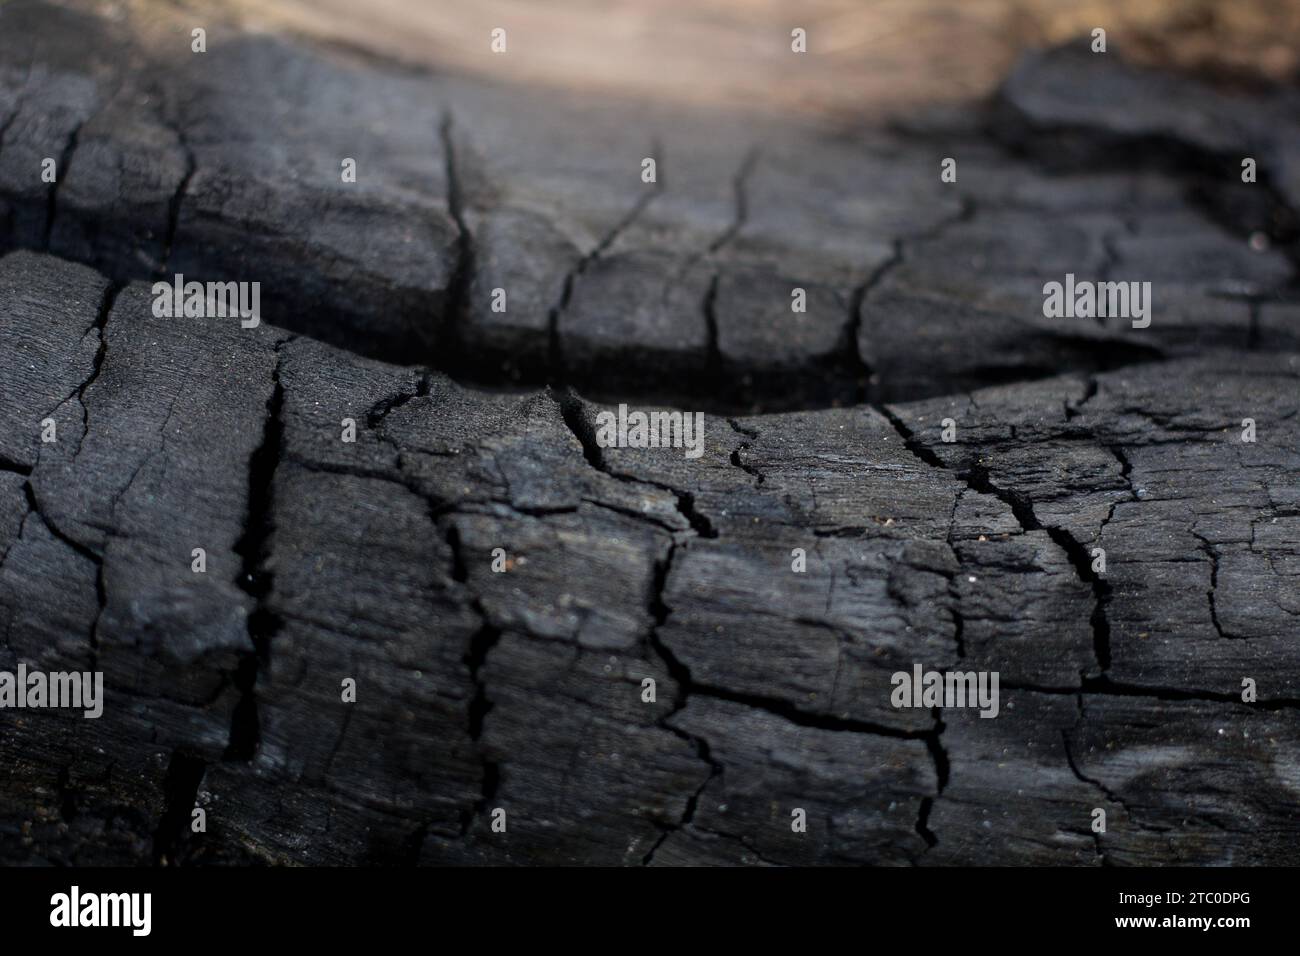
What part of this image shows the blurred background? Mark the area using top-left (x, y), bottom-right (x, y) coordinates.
top-left (97, 0), bottom-right (1300, 121)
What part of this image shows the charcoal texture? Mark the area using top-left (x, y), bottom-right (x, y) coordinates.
top-left (0, 1), bottom-right (1298, 866)
top-left (1, 2), bottom-right (1295, 408)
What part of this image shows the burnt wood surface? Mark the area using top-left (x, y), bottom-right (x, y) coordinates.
top-left (0, 0), bottom-right (1297, 865)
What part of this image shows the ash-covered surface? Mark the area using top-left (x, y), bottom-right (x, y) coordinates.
top-left (0, 0), bottom-right (1297, 865)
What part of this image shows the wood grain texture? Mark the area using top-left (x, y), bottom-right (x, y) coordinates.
top-left (0, 0), bottom-right (1296, 866)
